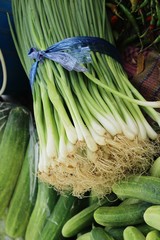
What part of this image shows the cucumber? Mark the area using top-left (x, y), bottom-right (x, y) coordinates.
top-left (123, 226), bottom-right (145, 240)
top-left (62, 193), bottom-right (117, 238)
top-left (112, 175), bottom-right (160, 204)
top-left (105, 227), bottom-right (124, 240)
top-left (91, 227), bottom-right (115, 240)
top-left (40, 194), bottom-right (76, 240)
top-left (0, 106), bottom-right (30, 217)
top-left (25, 181), bottom-right (58, 240)
top-left (146, 230), bottom-right (160, 240)
top-left (76, 232), bottom-right (91, 240)
top-left (89, 190), bottom-right (99, 205)
top-left (120, 198), bottom-right (141, 205)
top-left (94, 201), bottom-right (151, 227)
top-left (144, 205), bottom-right (160, 231)
top-left (66, 197), bottom-right (84, 223)
top-left (150, 157), bottom-right (160, 177)
top-left (137, 223), bottom-right (155, 236)
top-left (5, 129), bottom-right (37, 238)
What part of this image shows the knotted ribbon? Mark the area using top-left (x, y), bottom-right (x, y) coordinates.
top-left (28, 36), bottom-right (121, 86)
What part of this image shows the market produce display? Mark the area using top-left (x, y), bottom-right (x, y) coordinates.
top-left (9, 0), bottom-right (160, 198)
top-left (0, 0), bottom-right (160, 239)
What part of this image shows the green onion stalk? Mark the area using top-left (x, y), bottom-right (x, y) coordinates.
top-left (10, 0), bottom-right (160, 197)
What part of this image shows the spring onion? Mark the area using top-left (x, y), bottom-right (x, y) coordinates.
top-left (10, 0), bottom-right (160, 197)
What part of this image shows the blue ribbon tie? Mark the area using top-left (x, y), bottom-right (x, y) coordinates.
top-left (28, 36), bottom-right (121, 87)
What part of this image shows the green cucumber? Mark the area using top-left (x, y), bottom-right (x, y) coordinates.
top-left (62, 193), bottom-right (117, 238)
top-left (144, 205), bottom-right (160, 231)
top-left (123, 226), bottom-right (145, 240)
top-left (91, 227), bottom-right (115, 240)
top-left (76, 232), bottom-right (91, 240)
top-left (0, 106), bottom-right (30, 217)
top-left (150, 157), bottom-right (160, 177)
top-left (5, 130), bottom-right (37, 238)
top-left (146, 230), bottom-right (160, 240)
top-left (137, 223), bottom-right (155, 236)
top-left (120, 198), bottom-right (141, 205)
top-left (41, 194), bottom-right (76, 240)
top-left (89, 190), bottom-right (99, 205)
top-left (25, 181), bottom-right (58, 240)
top-left (112, 175), bottom-right (160, 204)
top-left (94, 201), bottom-right (151, 227)
top-left (105, 227), bottom-right (124, 240)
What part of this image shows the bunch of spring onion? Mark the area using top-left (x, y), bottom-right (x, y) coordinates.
top-left (10, 0), bottom-right (160, 197)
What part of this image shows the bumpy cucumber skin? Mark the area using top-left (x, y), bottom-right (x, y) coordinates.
top-left (25, 181), bottom-right (58, 240)
top-left (94, 201), bottom-right (151, 227)
top-left (0, 107), bottom-right (30, 217)
top-left (112, 176), bottom-right (160, 204)
top-left (41, 194), bottom-right (76, 240)
top-left (5, 133), bottom-right (37, 238)
top-left (144, 205), bottom-right (160, 231)
top-left (91, 227), bottom-right (115, 240)
top-left (123, 226), bottom-right (145, 240)
top-left (62, 193), bottom-right (117, 238)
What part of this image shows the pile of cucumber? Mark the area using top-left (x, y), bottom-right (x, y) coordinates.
top-left (1, 101), bottom-right (160, 240)
top-left (64, 175), bottom-right (160, 240)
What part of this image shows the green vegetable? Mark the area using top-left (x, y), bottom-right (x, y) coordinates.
top-left (149, 157), bottom-right (160, 177)
top-left (62, 194), bottom-right (116, 238)
top-left (144, 205), bottom-right (160, 231)
top-left (88, 190), bottom-right (99, 206)
top-left (137, 223), bottom-right (155, 236)
top-left (123, 226), bottom-right (145, 240)
top-left (120, 198), bottom-right (141, 205)
top-left (25, 181), bottom-right (58, 240)
top-left (76, 232), bottom-right (91, 240)
top-left (146, 230), bottom-right (160, 240)
top-left (94, 201), bottom-right (151, 227)
top-left (91, 227), bottom-right (115, 240)
top-left (0, 106), bottom-right (30, 217)
top-left (112, 175), bottom-right (160, 204)
top-left (10, 0), bottom-right (160, 197)
top-left (5, 130), bottom-right (37, 238)
top-left (114, 1), bottom-right (140, 36)
top-left (40, 194), bottom-right (76, 240)
top-left (0, 218), bottom-right (5, 236)
top-left (0, 102), bottom-right (14, 144)
top-left (105, 227), bottom-right (124, 240)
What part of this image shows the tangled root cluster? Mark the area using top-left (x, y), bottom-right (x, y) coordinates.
top-left (39, 134), bottom-right (160, 198)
